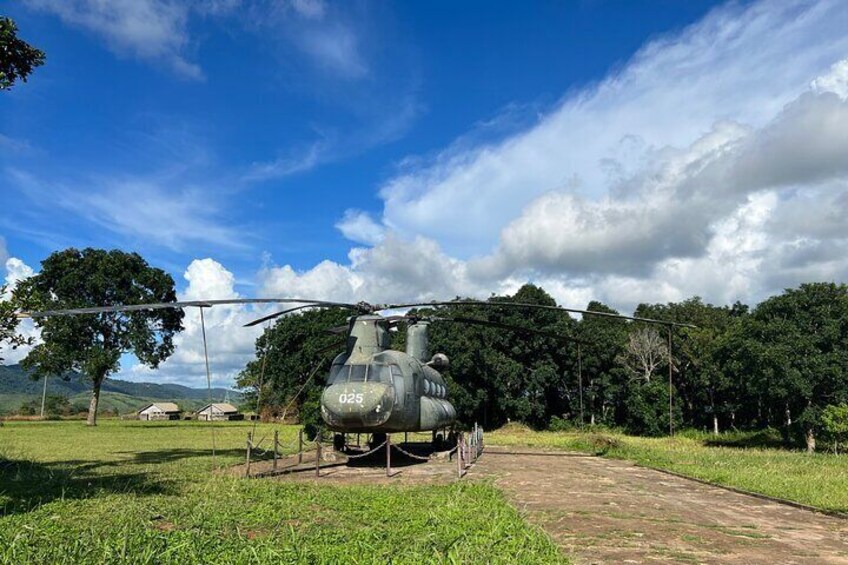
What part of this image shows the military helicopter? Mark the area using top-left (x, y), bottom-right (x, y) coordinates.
top-left (22, 297), bottom-right (691, 450)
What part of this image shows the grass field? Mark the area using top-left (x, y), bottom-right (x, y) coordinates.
top-left (0, 420), bottom-right (565, 564)
top-left (489, 425), bottom-right (848, 513)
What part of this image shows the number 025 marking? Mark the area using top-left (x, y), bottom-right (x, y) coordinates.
top-left (339, 393), bottom-right (364, 404)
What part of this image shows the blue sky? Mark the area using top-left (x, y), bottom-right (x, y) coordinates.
top-left (2, 0), bottom-right (848, 387)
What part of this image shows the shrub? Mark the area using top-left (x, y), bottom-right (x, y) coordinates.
top-left (821, 404), bottom-right (848, 454)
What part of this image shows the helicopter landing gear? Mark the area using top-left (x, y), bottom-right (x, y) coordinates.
top-left (447, 430), bottom-right (458, 449)
top-left (432, 431), bottom-right (445, 451)
top-left (333, 433), bottom-right (346, 452)
top-left (370, 432), bottom-right (386, 449)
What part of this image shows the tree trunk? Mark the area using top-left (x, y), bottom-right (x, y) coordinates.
top-left (590, 413), bottom-right (595, 426)
top-left (805, 428), bottom-right (816, 454)
top-left (713, 414), bottom-right (719, 435)
top-left (87, 377), bottom-right (103, 426)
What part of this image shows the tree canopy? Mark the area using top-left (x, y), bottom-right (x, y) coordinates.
top-left (0, 285), bottom-right (30, 362)
top-left (14, 248), bottom-right (184, 425)
top-left (0, 17), bottom-right (45, 91)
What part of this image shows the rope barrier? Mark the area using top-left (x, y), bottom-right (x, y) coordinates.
top-left (389, 442), bottom-right (451, 461)
top-left (339, 440), bottom-right (388, 459)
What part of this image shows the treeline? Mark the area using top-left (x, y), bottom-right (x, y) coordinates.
top-left (239, 282), bottom-right (848, 451)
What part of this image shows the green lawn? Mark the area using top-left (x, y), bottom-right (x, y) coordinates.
top-left (488, 425), bottom-right (848, 513)
top-left (0, 420), bottom-right (565, 564)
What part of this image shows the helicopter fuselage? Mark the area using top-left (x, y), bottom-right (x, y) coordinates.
top-left (320, 316), bottom-right (456, 433)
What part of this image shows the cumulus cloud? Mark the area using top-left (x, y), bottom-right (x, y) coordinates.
top-left (2, 255), bottom-right (40, 365)
top-left (478, 92), bottom-right (848, 278)
top-left (379, 0), bottom-right (848, 258)
top-left (335, 209), bottom-right (385, 246)
top-left (124, 258), bottom-right (262, 388)
top-left (260, 233), bottom-right (482, 304)
top-left (811, 58), bottom-right (848, 99)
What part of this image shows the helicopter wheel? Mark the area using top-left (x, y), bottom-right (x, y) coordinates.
top-left (333, 433), bottom-right (346, 452)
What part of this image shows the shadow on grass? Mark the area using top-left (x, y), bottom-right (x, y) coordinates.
top-left (117, 448), bottom-right (245, 465)
top-left (0, 456), bottom-right (178, 516)
top-left (702, 429), bottom-right (786, 450)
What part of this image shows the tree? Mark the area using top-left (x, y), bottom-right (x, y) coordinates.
top-left (1, 17), bottom-right (46, 90)
top-left (1, 285), bottom-right (31, 361)
top-left (576, 301), bottom-right (628, 426)
top-left (14, 249), bottom-right (184, 426)
top-left (820, 404), bottom-right (848, 455)
top-left (618, 326), bottom-right (668, 383)
top-left (237, 307), bottom-right (351, 422)
top-left (636, 298), bottom-right (746, 434)
top-left (729, 283), bottom-right (848, 451)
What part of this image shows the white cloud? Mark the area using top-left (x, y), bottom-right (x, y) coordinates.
top-left (123, 258), bottom-right (262, 388)
top-left (24, 0), bottom-right (205, 79)
top-left (23, 0), bottom-right (367, 81)
top-left (335, 209), bottom-right (385, 245)
top-left (811, 58), bottom-right (848, 99)
top-left (2, 256), bottom-right (40, 365)
top-left (379, 0), bottom-right (848, 258)
top-left (243, 141), bottom-right (326, 182)
top-left (292, 23), bottom-right (367, 79)
top-left (476, 91), bottom-right (848, 279)
top-left (290, 0), bottom-right (326, 20)
top-left (260, 233), bottom-right (483, 304)
top-left (5, 258), bottom-right (35, 289)
top-left (8, 170), bottom-right (246, 253)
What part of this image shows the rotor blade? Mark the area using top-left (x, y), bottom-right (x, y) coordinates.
top-left (242, 303), bottom-right (345, 328)
top-left (428, 315), bottom-right (590, 345)
top-left (315, 339), bottom-right (347, 355)
top-left (381, 300), bottom-right (697, 328)
top-left (25, 298), bottom-right (363, 319)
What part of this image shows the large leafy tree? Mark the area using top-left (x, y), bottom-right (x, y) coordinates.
top-left (726, 283), bottom-right (848, 451)
top-left (0, 285), bottom-right (31, 362)
top-left (14, 249), bottom-right (184, 425)
top-left (576, 301), bottom-right (628, 426)
top-left (237, 307), bottom-right (351, 421)
top-left (1, 17), bottom-right (45, 90)
top-left (636, 298), bottom-right (746, 433)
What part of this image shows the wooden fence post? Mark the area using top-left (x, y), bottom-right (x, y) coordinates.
top-left (298, 429), bottom-right (303, 464)
top-left (457, 433), bottom-right (463, 478)
top-left (245, 435), bottom-right (252, 478)
top-left (315, 434), bottom-right (322, 478)
top-left (386, 434), bottom-right (392, 477)
top-left (273, 430), bottom-right (279, 472)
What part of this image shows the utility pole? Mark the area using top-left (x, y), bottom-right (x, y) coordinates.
top-left (577, 343), bottom-right (584, 429)
top-left (40, 375), bottom-right (48, 418)
top-left (668, 325), bottom-right (674, 436)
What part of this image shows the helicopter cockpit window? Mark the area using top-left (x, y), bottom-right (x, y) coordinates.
top-left (348, 365), bottom-right (368, 383)
top-left (328, 363), bottom-right (346, 385)
top-left (368, 364), bottom-right (392, 384)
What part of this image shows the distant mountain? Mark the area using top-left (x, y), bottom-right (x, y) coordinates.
top-left (0, 364), bottom-right (242, 415)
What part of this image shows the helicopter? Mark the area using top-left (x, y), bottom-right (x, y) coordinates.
top-left (21, 297), bottom-right (693, 451)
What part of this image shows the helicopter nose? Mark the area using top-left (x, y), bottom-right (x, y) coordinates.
top-left (321, 382), bottom-right (395, 428)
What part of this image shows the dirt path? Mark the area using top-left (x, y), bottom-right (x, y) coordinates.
top-left (471, 447), bottom-right (848, 564)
